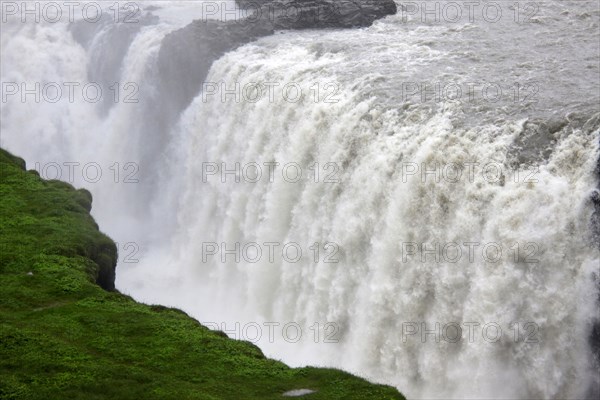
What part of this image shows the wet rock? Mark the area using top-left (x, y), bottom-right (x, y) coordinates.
top-left (236, 0), bottom-right (397, 29)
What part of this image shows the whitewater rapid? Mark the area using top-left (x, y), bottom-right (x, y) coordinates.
top-left (1, 1), bottom-right (599, 399)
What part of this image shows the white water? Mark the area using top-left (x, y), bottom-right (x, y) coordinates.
top-left (2, 1), bottom-right (599, 399)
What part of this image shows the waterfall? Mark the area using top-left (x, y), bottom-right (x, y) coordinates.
top-left (2, 1), bottom-right (599, 399)
top-left (127, 40), bottom-right (599, 399)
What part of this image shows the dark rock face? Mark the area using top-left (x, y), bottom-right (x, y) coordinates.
top-left (586, 113), bottom-right (600, 249)
top-left (592, 188), bottom-right (600, 249)
top-left (589, 318), bottom-right (600, 399)
top-left (157, 20), bottom-right (275, 127)
top-left (236, 0), bottom-right (398, 29)
top-left (93, 246), bottom-right (118, 291)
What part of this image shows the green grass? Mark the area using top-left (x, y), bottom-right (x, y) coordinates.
top-left (0, 148), bottom-right (405, 400)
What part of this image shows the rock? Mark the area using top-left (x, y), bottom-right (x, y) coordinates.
top-left (282, 388), bottom-right (316, 397)
top-left (592, 190), bottom-right (600, 245)
top-left (157, 19), bottom-right (274, 128)
top-left (236, 0), bottom-right (398, 29)
top-left (587, 113), bottom-right (600, 250)
top-left (507, 118), bottom-right (566, 168)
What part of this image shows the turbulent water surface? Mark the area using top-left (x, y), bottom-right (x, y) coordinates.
top-left (2, 1), bottom-right (599, 399)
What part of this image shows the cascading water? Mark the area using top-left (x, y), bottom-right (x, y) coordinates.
top-left (1, 1), bottom-right (599, 399)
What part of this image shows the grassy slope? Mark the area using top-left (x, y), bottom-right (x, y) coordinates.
top-left (0, 148), bottom-right (405, 400)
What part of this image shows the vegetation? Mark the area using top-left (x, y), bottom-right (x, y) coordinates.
top-left (0, 148), bottom-right (405, 400)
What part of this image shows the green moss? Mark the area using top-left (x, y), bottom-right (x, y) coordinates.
top-left (0, 148), bottom-right (405, 400)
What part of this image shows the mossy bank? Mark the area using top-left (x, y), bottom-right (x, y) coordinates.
top-left (0, 148), bottom-right (404, 400)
